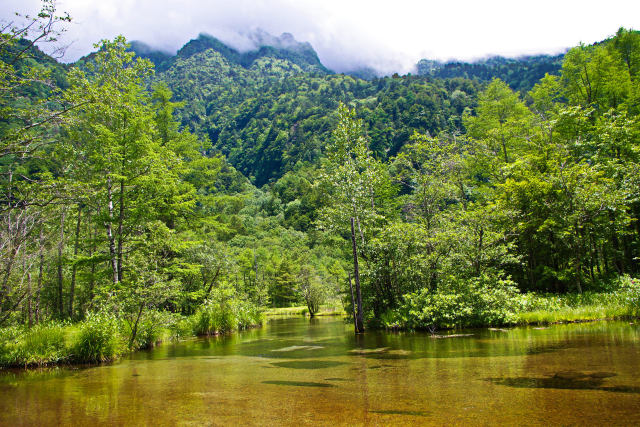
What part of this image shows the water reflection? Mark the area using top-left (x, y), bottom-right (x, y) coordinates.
top-left (369, 409), bottom-right (430, 416)
top-left (487, 371), bottom-right (640, 393)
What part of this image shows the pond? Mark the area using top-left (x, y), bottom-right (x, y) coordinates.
top-left (1, 317), bottom-right (639, 425)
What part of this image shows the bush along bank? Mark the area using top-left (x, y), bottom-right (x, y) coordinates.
top-left (0, 296), bottom-right (263, 368)
top-left (376, 275), bottom-right (640, 331)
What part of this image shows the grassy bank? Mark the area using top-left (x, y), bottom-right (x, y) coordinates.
top-left (0, 301), bottom-right (263, 368)
top-left (514, 288), bottom-right (638, 325)
top-left (263, 304), bottom-right (346, 317)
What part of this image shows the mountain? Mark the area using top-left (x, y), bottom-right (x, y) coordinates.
top-left (128, 41), bottom-right (174, 71)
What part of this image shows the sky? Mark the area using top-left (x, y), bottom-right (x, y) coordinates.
top-left (2, 0), bottom-right (640, 74)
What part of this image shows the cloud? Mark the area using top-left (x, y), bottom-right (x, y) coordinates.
top-left (1, 0), bottom-right (639, 74)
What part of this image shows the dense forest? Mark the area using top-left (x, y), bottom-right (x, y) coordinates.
top-left (0, 2), bottom-right (638, 365)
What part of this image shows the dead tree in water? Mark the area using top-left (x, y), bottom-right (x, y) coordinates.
top-left (348, 273), bottom-right (357, 332)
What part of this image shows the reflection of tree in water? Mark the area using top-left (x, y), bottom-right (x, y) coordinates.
top-left (262, 380), bottom-right (335, 387)
top-left (486, 371), bottom-right (640, 393)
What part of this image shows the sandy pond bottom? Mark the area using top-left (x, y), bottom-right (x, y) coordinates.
top-left (1, 317), bottom-right (639, 426)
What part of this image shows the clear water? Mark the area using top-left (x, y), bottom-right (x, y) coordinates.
top-left (1, 317), bottom-right (639, 426)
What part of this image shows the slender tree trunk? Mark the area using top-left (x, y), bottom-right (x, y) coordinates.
top-left (501, 134), bottom-right (508, 163)
top-left (128, 302), bottom-right (145, 349)
top-left (350, 217), bottom-right (364, 333)
top-left (574, 226), bottom-right (583, 294)
top-left (356, 215), bottom-right (364, 246)
top-left (36, 229), bottom-right (44, 324)
top-left (57, 208), bottom-right (65, 317)
top-left (69, 204), bottom-right (82, 318)
top-left (87, 207), bottom-right (98, 308)
top-left (27, 271), bottom-right (32, 328)
top-left (348, 273), bottom-right (358, 333)
top-left (106, 176), bottom-right (119, 284)
top-left (117, 179), bottom-right (125, 283)
top-left (475, 227), bottom-right (484, 276)
top-left (609, 210), bottom-right (624, 274)
top-left (204, 266), bottom-right (222, 298)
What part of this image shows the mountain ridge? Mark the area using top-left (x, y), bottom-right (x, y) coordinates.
top-left (131, 31), bottom-right (330, 74)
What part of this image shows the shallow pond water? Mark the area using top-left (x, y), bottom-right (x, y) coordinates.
top-left (1, 317), bottom-right (640, 426)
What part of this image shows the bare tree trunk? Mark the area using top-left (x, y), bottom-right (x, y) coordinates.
top-left (348, 273), bottom-right (358, 333)
top-left (350, 217), bottom-right (364, 333)
top-left (57, 208), bottom-right (65, 317)
top-left (106, 176), bottom-right (118, 284)
top-left (129, 302), bottom-right (145, 349)
top-left (69, 204), bottom-right (82, 318)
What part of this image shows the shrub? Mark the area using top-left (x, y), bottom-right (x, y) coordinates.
top-left (236, 300), bottom-right (264, 329)
top-left (168, 315), bottom-right (196, 340)
top-left (123, 310), bottom-right (173, 350)
top-left (393, 274), bottom-right (520, 330)
top-left (193, 286), bottom-right (263, 336)
top-left (619, 275), bottom-right (640, 317)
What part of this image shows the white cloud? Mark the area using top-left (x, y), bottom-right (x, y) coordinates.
top-left (2, 0), bottom-right (639, 74)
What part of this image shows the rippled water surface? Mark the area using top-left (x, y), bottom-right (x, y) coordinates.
top-left (1, 317), bottom-right (640, 426)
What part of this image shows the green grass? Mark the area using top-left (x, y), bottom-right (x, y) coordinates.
top-left (264, 304), bottom-right (346, 317)
top-left (516, 304), bottom-right (629, 325)
top-left (514, 284), bottom-right (638, 325)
